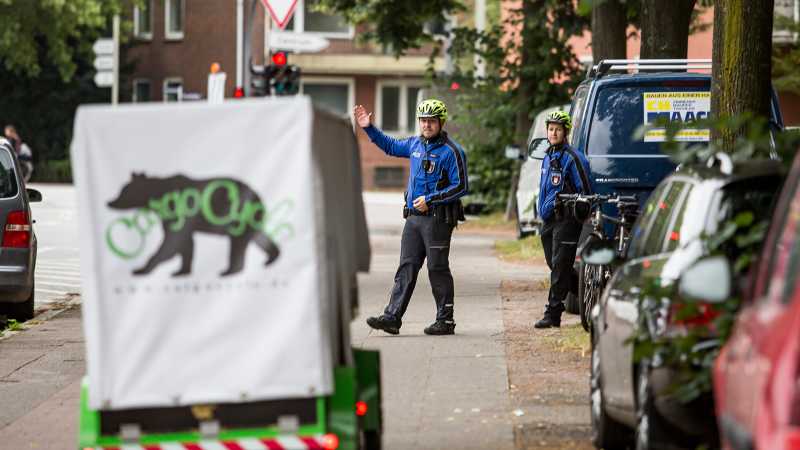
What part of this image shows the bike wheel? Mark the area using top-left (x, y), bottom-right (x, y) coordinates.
top-left (579, 264), bottom-right (594, 332)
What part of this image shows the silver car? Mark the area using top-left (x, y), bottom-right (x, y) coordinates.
top-left (0, 138), bottom-right (41, 322)
top-left (589, 160), bottom-right (782, 450)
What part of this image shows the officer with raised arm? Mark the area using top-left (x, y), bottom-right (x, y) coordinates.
top-left (353, 99), bottom-right (468, 336)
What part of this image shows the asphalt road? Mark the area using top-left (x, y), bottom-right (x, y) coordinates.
top-left (28, 183), bottom-right (82, 305)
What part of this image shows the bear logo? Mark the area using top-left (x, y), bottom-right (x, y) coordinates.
top-left (107, 173), bottom-right (282, 277)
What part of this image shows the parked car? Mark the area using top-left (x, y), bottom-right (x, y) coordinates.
top-left (686, 150), bottom-right (800, 450)
top-left (515, 104), bottom-right (570, 238)
top-left (0, 138), bottom-right (42, 322)
top-left (588, 157), bottom-right (783, 450)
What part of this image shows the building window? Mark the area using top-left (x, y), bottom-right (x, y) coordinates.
top-left (133, 79), bottom-right (151, 103)
top-left (134, 0), bottom-right (153, 39)
top-left (300, 78), bottom-right (354, 118)
top-left (165, 0), bottom-right (184, 40)
top-left (774, 0), bottom-right (799, 43)
top-left (376, 82), bottom-right (423, 134)
top-left (284, 0), bottom-right (353, 38)
top-left (374, 167), bottom-right (406, 188)
top-left (163, 78), bottom-right (183, 102)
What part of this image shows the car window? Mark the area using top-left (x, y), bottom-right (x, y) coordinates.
top-left (0, 149), bottom-right (18, 198)
top-left (586, 85), bottom-right (710, 157)
top-left (781, 225), bottom-right (800, 305)
top-left (716, 177), bottom-right (781, 225)
top-left (569, 84), bottom-right (590, 147)
top-left (627, 183), bottom-right (668, 258)
top-left (752, 170), bottom-right (800, 301)
top-left (641, 182), bottom-right (685, 255)
top-left (664, 183), bottom-right (695, 252)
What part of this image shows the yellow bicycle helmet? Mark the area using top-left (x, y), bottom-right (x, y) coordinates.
top-left (416, 99), bottom-right (448, 126)
top-left (545, 110), bottom-right (572, 132)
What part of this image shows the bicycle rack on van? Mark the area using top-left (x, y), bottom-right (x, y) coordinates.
top-left (588, 59), bottom-right (712, 79)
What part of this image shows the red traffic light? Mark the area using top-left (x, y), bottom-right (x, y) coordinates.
top-left (271, 52), bottom-right (288, 66)
top-left (450, 81), bottom-right (460, 91)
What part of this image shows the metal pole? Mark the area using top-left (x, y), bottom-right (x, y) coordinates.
top-left (236, 0), bottom-right (244, 92)
top-left (112, 14), bottom-right (120, 105)
top-left (243, 0), bottom-right (257, 97)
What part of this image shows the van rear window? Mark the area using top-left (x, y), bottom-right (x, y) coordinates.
top-left (587, 86), bottom-right (710, 157)
top-left (0, 150), bottom-right (18, 198)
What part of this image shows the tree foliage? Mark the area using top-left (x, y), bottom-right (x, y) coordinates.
top-left (313, 0), bottom-right (463, 56)
top-left (435, 1), bottom-right (587, 212)
top-left (0, 0), bottom-right (125, 81)
top-left (773, 16), bottom-right (800, 95)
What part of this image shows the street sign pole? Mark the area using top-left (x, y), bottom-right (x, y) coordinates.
top-left (112, 14), bottom-right (119, 106)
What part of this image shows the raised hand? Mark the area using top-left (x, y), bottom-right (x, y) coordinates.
top-left (353, 104), bottom-right (372, 128)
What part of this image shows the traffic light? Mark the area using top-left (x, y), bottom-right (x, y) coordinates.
top-left (271, 64), bottom-right (301, 96)
top-left (248, 53), bottom-right (301, 97)
top-left (249, 61), bottom-right (269, 97)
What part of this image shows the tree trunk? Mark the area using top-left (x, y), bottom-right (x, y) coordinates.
top-left (710, 0), bottom-right (725, 126)
top-left (505, 0), bottom-right (538, 222)
top-left (591, 0), bottom-right (627, 63)
top-left (640, 0), bottom-right (697, 59)
top-left (711, 0), bottom-right (775, 150)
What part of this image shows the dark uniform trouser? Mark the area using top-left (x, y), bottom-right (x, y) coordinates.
top-left (541, 218), bottom-right (582, 314)
top-left (384, 214), bottom-right (455, 324)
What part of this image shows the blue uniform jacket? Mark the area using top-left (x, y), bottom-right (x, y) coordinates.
top-left (538, 144), bottom-right (593, 222)
top-left (363, 125), bottom-right (469, 210)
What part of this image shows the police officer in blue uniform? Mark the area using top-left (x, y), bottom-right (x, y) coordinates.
top-left (535, 111), bottom-right (592, 329)
top-left (353, 99), bottom-right (468, 336)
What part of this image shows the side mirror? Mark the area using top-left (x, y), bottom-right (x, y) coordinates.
top-left (581, 239), bottom-right (616, 265)
top-left (528, 138), bottom-right (549, 160)
top-left (504, 144), bottom-right (522, 160)
top-left (679, 256), bottom-right (731, 303)
top-left (26, 188), bottom-right (42, 203)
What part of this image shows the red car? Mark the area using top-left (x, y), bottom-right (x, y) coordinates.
top-left (712, 151), bottom-right (800, 450)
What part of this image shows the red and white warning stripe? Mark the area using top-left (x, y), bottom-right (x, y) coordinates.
top-left (89, 434), bottom-right (338, 450)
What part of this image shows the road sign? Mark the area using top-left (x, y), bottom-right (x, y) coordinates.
top-left (93, 56), bottom-right (114, 71)
top-left (94, 72), bottom-right (114, 87)
top-left (269, 31), bottom-right (330, 53)
top-left (92, 38), bottom-right (114, 56)
top-left (261, 0), bottom-right (298, 29)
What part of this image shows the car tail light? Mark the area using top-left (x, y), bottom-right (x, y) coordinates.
top-left (321, 433), bottom-right (339, 450)
top-left (668, 301), bottom-right (719, 328)
top-left (2, 211), bottom-right (31, 248)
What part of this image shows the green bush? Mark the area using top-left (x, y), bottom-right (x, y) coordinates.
top-left (31, 159), bottom-right (72, 183)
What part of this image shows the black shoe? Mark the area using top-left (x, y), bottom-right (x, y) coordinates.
top-left (534, 313), bottom-right (561, 329)
top-left (424, 320), bottom-right (456, 335)
top-left (366, 315), bottom-right (400, 335)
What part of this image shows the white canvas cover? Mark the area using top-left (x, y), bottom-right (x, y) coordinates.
top-left (71, 98), bottom-right (333, 410)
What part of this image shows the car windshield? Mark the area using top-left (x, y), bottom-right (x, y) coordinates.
top-left (713, 176), bottom-right (781, 228)
top-left (0, 149), bottom-right (18, 198)
top-left (587, 84), bottom-right (710, 156)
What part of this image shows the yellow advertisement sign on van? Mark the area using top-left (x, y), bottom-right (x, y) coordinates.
top-left (643, 92), bottom-right (711, 142)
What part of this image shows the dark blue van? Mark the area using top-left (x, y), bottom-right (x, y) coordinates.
top-left (569, 60), bottom-right (785, 213)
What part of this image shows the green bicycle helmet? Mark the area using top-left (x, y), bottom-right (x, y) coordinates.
top-left (545, 110), bottom-right (572, 132)
top-left (416, 99), bottom-right (448, 126)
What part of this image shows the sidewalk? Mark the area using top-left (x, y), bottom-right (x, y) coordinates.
top-left (0, 307), bottom-right (84, 449)
top-left (352, 228), bottom-right (543, 450)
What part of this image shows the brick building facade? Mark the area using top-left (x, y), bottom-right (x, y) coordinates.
top-left (125, 0), bottom-right (444, 190)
